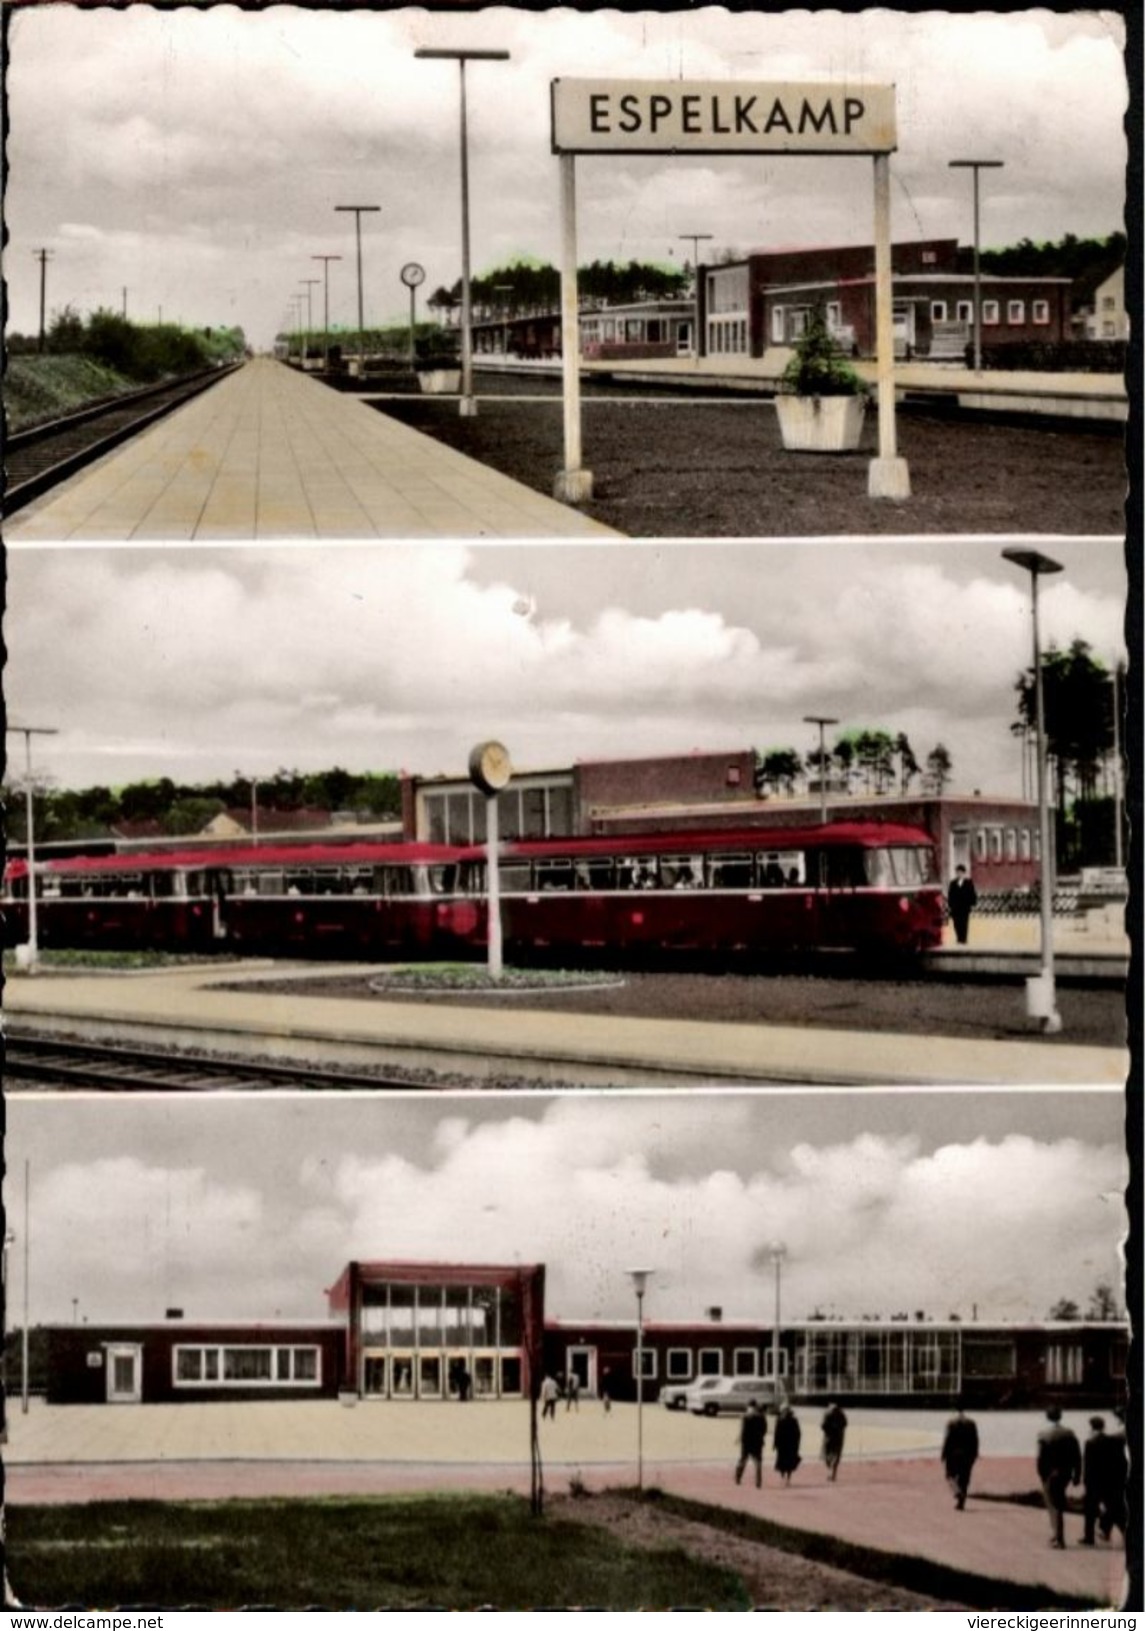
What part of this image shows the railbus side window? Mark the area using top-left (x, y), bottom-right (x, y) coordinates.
top-left (660, 855), bottom-right (703, 890)
top-left (497, 862), bottom-right (532, 894)
top-left (707, 853), bottom-right (753, 889)
top-left (574, 857), bottom-right (616, 890)
top-left (535, 858), bottom-right (574, 891)
top-left (428, 865), bottom-right (457, 895)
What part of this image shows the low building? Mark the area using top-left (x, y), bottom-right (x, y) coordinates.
top-left (403, 750), bottom-right (1041, 891)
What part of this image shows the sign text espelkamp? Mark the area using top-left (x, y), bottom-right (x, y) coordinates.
top-left (551, 79), bottom-right (896, 156)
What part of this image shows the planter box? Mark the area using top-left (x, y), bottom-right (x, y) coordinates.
top-left (417, 368), bottom-right (462, 395)
top-left (776, 393), bottom-right (866, 452)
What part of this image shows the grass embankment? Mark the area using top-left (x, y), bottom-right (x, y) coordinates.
top-left (6, 1493), bottom-right (750, 1611)
top-left (3, 948), bottom-right (226, 973)
top-left (5, 355), bottom-right (142, 431)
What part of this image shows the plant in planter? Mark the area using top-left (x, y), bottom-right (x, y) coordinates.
top-left (414, 347), bottom-right (462, 395)
top-left (776, 305), bottom-right (868, 452)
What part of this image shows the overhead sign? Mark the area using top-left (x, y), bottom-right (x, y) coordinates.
top-left (552, 78), bottom-right (896, 156)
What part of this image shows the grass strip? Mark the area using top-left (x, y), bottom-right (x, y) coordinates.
top-left (6, 1492), bottom-right (751, 1611)
top-left (639, 1488), bottom-right (1110, 1610)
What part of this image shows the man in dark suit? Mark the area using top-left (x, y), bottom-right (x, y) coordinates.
top-left (947, 864), bottom-right (978, 944)
top-left (1037, 1405), bottom-right (1082, 1548)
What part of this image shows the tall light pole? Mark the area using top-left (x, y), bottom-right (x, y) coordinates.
top-left (768, 1242), bottom-right (786, 1400)
top-left (1002, 547), bottom-right (1063, 1033)
top-left (679, 233), bottom-right (713, 357)
top-left (494, 282), bottom-right (513, 359)
top-left (414, 47), bottom-right (511, 417)
top-left (7, 724), bottom-right (58, 972)
top-left (34, 248), bottom-right (53, 353)
top-left (803, 715), bottom-right (839, 825)
top-left (949, 159), bottom-right (1004, 374)
top-left (626, 1267), bottom-right (653, 1491)
top-left (335, 204), bottom-right (381, 372)
top-left (299, 277), bottom-right (320, 368)
top-left (312, 255), bottom-right (342, 369)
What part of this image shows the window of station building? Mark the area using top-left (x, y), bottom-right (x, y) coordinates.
top-left (982, 300), bottom-right (1000, 325)
top-left (1046, 1343), bottom-right (1084, 1385)
top-left (913, 1342), bottom-right (942, 1382)
top-left (1007, 299), bottom-right (1025, 324)
top-left (733, 1348), bottom-right (758, 1377)
top-left (666, 1348), bottom-right (692, 1380)
top-left (961, 1338), bottom-right (1017, 1378)
top-left (634, 1347), bottom-right (658, 1379)
top-left (989, 829), bottom-right (1004, 862)
top-left (974, 830), bottom-right (989, 862)
top-left (1033, 299), bottom-right (1050, 324)
top-left (1005, 828), bottom-right (1018, 862)
top-left (1110, 1337), bottom-right (1127, 1380)
top-left (762, 1348), bottom-right (790, 1378)
top-left (174, 1345), bottom-right (322, 1386)
top-left (501, 1356), bottom-right (523, 1395)
top-left (420, 1355), bottom-right (442, 1395)
top-left (771, 306), bottom-right (787, 344)
top-left (931, 301), bottom-right (948, 321)
top-left (1019, 830), bottom-right (1033, 862)
top-left (956, 300), bottom-right (973, 323)
top-left (698, 1348), bottom-right (723, 1376)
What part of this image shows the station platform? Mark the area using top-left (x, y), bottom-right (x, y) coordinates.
top-left (5, 358), bottom-right (619, 542)
top-left (4, 1401), bottom-right (1124, 1606)
top-left (4, 960), bottom-right (1126, 1086)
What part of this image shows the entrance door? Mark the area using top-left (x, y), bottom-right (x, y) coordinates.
top-left (950, 827), bottom-right (971, 880)
top-left (676, 321), bottom-right (693, 357)
top-left (565, 1346), bottom-right (596, 1397)
top-left (106, 1344), bottom-right (142, 1403)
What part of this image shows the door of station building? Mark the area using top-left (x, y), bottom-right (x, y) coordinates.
top-left (565, 1346), bottom-right (597, 1397)
top-left (105, 1344), bottom-right (143, 1403)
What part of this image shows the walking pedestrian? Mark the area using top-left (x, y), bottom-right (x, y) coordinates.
top-left (1037, 1405), bottom-right (1082, 1548)
top-left (947, 865), bottom-right (978, 945)
top-left (540, 1373), bottom-right (560, 1420)
top-left (734, 1401), bottom-right (767, 1489)
top-left (1081, 1416), bottom-right (1127, 1544)
top-left (566, 1372), bottom-right (581, 1412)
top-left (941, 1406), bottom-right (980, 1510)
top-left (774, 1405), bottom-right (802, 1485)
top-left (600, 1367), bottom-right (613, 1413)
top-left (821, 1402), bottom-right (848, 1481)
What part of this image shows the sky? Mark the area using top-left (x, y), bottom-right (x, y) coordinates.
top-left (4, 538), bottom-right (1127, 797)
top-left (5, 1089), bottom-right (1127, 1328)
top-left (4, 7), bottom-right (1128, 351)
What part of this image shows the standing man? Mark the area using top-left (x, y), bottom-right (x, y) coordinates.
top-left (540, 1374), bottom-right (560, 1421)
top-left (941, 1406), bottom-right (980, 1510)
top-left (734, 1401), bottom-right (767, 1489)
top-left (947, 864), bottom-right (978, 945)
top-left (821, 1401), bottom-right (848, 1481)
top-left (566, 1371), bottom-right (581, 1412)
top-left (1037, 1405), bottom-right (1082, 1548)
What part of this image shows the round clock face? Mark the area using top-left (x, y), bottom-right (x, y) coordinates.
top-left (469, 739), bottom-right (512, 794)
top-left (400, 262), bottom-right (427, 288)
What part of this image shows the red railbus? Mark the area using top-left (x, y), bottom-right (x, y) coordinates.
top-left (3, 821), bottom-right (944, 961)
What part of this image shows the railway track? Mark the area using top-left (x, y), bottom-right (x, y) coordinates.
top-left (3, 362), bottom-right (244, 514)
top-left (3, 1032), bottom-right (469, 1094)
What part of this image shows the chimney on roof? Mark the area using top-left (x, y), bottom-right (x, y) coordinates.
top-left (165, 1308), bottom-right (184, 1320)
top-left (706, 1306), bottom-right (723, 1323)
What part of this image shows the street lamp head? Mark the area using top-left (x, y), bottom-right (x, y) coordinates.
top-left (626, 1267), bottom-right (654, 1296)
top-left (415, 47), bottom-right (511, 61)
top-left (948, 159), bottom-right (1005, 169)
top-left (769, 1241), bottom-right (787, 1264)
top-left (1001, 547), bottom-right (1064, 578)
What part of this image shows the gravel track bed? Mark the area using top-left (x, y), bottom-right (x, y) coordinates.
top-left (374, 378), bottom-right (1124, 536)
top-left (213, 969), bottom-right (1123, 1048)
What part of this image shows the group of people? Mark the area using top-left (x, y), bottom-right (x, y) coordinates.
top-left (942, 1403), bottom-right (1127, 1548)
top-left (734, 1401), bottom-right (848, 1489)
top-left (539, 1371), bottom-right (584, 1419)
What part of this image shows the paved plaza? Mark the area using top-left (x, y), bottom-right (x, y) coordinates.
top-left (4, 1400), bottom-right (1126, 1605)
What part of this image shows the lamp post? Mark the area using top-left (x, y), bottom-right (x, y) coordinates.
top-left (311, 255), bottom-right (342, 369)
top-left (299, 278), bottom-right (320, 368)
top-left (7, 724), bottom-right (59, 972)
top-left (335, 204), bottom-right (381, 372)
top-left (414, 47), bottom-right (511, 417)
top-left (949, 160), bottom-right (1004, 374)
top-left (626, 1267), bottom-right (653, 1491)
top-left (679, 233), bottom-right (713, 358)
top-left (34, 248), bottom-right (52, 353)
top-left (1002, 547), bottom-right (1063, 1033)
top-left (768, 1242), bottom-right (786, 1400)
top-left (803, 715), bottom-right (839, 825)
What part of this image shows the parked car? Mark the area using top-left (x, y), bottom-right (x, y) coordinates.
top-left (659, 1376), bottom-right (718, 1411)
top-left (686, 1376), bottom-right (778, 1417)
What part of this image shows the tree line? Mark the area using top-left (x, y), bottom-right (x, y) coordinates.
top-left (754, 730), bottom-right (952, 799)
top-left (5, 769), bottom-right (403, 846)
top-left (8, 308), bottom-right (248, 381)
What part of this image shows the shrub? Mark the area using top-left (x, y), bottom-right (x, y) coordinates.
top-left (780, 305), bottom-right (866, 397)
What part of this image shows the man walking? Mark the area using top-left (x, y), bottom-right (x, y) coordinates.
top-left (1037, 1405), bottom-right (1082, 1548)
top-left (941, 1406), bottom-right (980, 1510)
top-left (1082, 1416), bottom-right (1127, 1544)
top-left (734, 1401), bottom-right (767, 1489)
top-left (821, 1401), bottom-right (848, 1481)
top-left (540, 1373), bottom-right (560, 1421)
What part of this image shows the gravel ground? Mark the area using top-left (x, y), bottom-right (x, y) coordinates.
top-left (546, 1491), bottom-right (966, 1610)
top-left (215, 968), bottom-right (1124, 1048)
top-left (372, 373), bottom-right (1125, 536)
